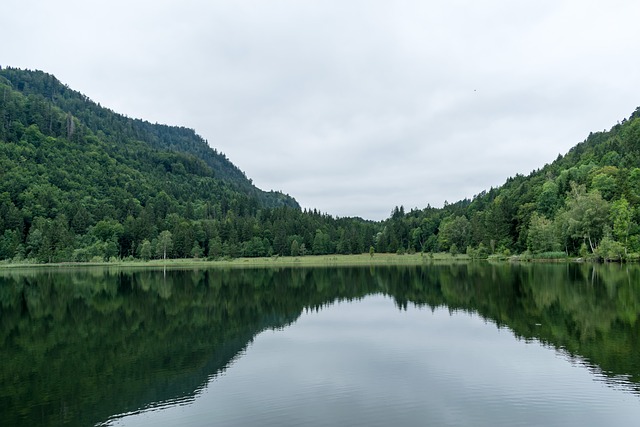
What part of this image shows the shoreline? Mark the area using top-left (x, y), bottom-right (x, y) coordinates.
top-left (0, 252), bottom-right (596, 271)
top-left (0, 253), bottom-right (453, 270)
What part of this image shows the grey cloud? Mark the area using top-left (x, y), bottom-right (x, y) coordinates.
top-left (2, 0), bottom-right (640, 220)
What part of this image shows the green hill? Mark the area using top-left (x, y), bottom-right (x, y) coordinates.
top-left (378, 108), bottom-right (640, 260)
top-left (1, 66), bottom-right (638, 262)
top-left (0, 67), bottom-right (376, 262)
top-left (0, 67), bottom-right (298, 209)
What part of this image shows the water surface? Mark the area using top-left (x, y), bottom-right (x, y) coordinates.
top-left (1, 263), bottom-right (639, 426)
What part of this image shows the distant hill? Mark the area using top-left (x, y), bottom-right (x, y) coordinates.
top-left (377, 107), bottom-right (640, 260)
top-left (1, 66), bottom-right (638, 262)
top-left (0, 67), bottom-right (376, 262)
top-left (0, 67), bottom-right (298, 210)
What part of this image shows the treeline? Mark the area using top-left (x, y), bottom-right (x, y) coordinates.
top-left (1, 67), bottom-right (640, 263)
top-left (0, 67), bottom-right (298, 209)
top-left (376, 109), bottom-right (640, 261)
top-left (0, 68), bottom-right (376, 262)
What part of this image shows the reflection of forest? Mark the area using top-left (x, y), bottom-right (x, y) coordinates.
top-left (1, 263), bottom-right (639, 426)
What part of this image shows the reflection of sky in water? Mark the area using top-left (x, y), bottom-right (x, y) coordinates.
top-left (107, 294), bottom-right (640, 427)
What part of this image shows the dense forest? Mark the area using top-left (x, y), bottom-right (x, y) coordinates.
top-left (0, 67), bottom-right (377, 262)
top-left (0, 67), bottom-right (639, 262)
top-left (377, 108), bottom-right (640, 261)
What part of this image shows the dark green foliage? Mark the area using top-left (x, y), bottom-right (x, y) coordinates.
top-left (375, 109), bottom-right (640, 260)
top-left (1, 67), bottom-right (639, 261)
top-left (0, 68), bottom-right (379, 262)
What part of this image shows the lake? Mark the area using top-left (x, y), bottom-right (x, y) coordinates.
top-left (1, 262), bottom-right (640, 426)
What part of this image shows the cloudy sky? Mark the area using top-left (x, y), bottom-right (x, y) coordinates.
top-left (2, 1), bottom-right (640, 220)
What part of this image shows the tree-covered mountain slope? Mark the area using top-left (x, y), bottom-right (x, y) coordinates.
top-left (1, 66), bottom-right (639, 263)
top-left (0, 67), bottom-right (298, 209)
top-left (379, 108), bottom-right (640, 260)
top-left (0, 67), bottom-right (376, 262)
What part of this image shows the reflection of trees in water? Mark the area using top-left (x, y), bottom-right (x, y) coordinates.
top-left (1, 263), bottom-right (639, 426)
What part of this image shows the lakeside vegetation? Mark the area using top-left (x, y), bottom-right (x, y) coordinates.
top-left (1, 67), bottom-right (639, 264)
top-left (0, 251), bottom-right (592, 272)
top-left (0, 253), bottom-right (469, 270)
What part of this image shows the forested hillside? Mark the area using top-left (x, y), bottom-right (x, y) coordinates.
top-left (378, 108), bottom-right (640, 261)
top-left (0, 67), bottom-right (377, 262)
top-left (0, 67), bottom-right (298, 209)
top-left (1, 66), bottom-right (639, 263)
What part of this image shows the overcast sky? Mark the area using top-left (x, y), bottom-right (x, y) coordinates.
top-left (2, 1), bottom-right (640, 220)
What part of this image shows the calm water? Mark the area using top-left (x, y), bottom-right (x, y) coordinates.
top-left (2, 263), bottom-right (640, 426)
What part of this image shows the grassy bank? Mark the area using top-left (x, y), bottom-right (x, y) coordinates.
top-left (0, 253), bottom-right (472, 270)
